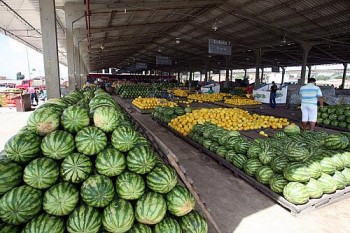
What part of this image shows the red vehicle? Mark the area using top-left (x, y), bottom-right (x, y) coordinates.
top-left (16, 79), bottom-right (45, 90)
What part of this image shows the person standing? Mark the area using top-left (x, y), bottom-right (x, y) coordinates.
top-left (27, 86), bottom-right (36, 106)
top-left (299, 78), bottom-right (324, 131)
top-left (269, 81), bottom-right (278, 109)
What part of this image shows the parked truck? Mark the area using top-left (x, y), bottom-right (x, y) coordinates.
top-left (16, 78), bottom-right (45, 90)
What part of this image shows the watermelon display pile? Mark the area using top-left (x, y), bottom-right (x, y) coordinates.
top-left (0, 89), bottom-right (208, 232)
top-left (116, 84), bottom-right (154, 99)
top-left (317, 105), bottom-right (350, 129)
top-left (188, 122), bottom-right (350, 205)
top-left (152, 106), bottom-right (191, 124)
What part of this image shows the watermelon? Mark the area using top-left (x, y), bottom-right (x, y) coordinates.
top-left (23, 158), bottom-right (59, 189)
top-left (155, 217), bottom-right (182, 233)
top-left (283, 162), bottom-right (310, 182)
top-left (41, 130), bottom-right (75, 160)
top-left (60, 153), bottom-right (92, 183)
top-left (283, 123), bottom-right (300, 136)
top-left (43, 182), bottom-right (79, 216)
top-left (306, 159), bottom-right (323, 179)
top-left (225, 150), bottom-right (237, 162)
top-left (230, 154), bottom-right (247, 169)
top-left (27, 106), bottom-right (62, 136)
top-left (274, 131), bottom-right (288, 138)
top-left (332, 171), bottom-right (347, 190)
top-left (258, 149), bottom-right (275, 165)
top-left (179, 210), bottom-right (208, 233)
top-left (216, 146), bottom-right (227, 158)
top-left (128, 223), bottom-right (152, 233)
top-left (116, 171), bottom-right (145, 200)
top-left (269, 174), bottom-right (288, 194)
top-left (256, 166), bottom-right (275, 184)
top-left (0, 160), bottom-right (22, 195)
top-left (102, 199), bottom-right (134, 233)
top-left (0, 223), bottom-right (20, 233)
top-left (111, 126), bottom-right (139, 152)
top-left (61, 105), bottom-right (90, 133)
top-left (81, 175), bottom-right (114, 207)
top-left (317, 173), bottom-right (337, 194)
top-left (95, 148), bottom-right (126, 177)
top-left (270, 156), bottom-right (289, 173)
top-left (147, 164), bottom-right (178, 193)
top-left (324, 134), bottom-right (349, 150)
top-left (340, 152), bottom-right (350, 168)
top-left (75, 126), bottom-right (107, 156)
top-left (331, 153), bottom-right (345, 171)
top-left (166, 185), bottom-right (195, 217)
top-left (135, 192), bottom-right (167, 225)
top-left (127, 145), bottom-right (156, 174)
top-left (218, 134), bottom-right (229, 146)
top-left (319, 157), bottom-right (336, 175)
top-left (202, 139), bottom-right (213, 149)
top-left (285, 144), bottom-right (309, 162)
top-left (283, 182), bottom-right (309, 205)
top-left (4, 130), bottom-right (41, 163)
top-left (93, 106), bottom-right (121, 133)
top-left (233, 140), bottom-right (250, 154)
top-left (0, 185), bottom-right (42, 225)
top-left (246, 143), bottom-right (260, 159)
top-left (22, 214), bottom-right (65, 233)
top-left (341, 167), bottom-right (350, 185)
top-left (305, 178), bottom-right (323, 199)
top-left (67, 205), bottom-right (102, 233)
top-left (89, 96), bottom-right (116, 110)
top-left (244, 158), bottom-right (263, 176)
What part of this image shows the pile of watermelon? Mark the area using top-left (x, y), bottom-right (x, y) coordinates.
top-left (0, 89), bottom-right (208, 232)
top-left (152, 106), bottom-right (191, 124)
top-left (317, 105), bottom-right (350, 129)
top-left (116, 84), bottom-right (154, 99)
top-left (188, 122), bottom-right (350, 205)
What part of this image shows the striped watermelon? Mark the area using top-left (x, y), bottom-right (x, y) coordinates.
top-left (331, 153), bottom-right (345, 171)
top-left (317, 173), bottom-right (337, 194)
top-left (332, 171), bottom-right (347, 190)
top-left (319, 157), bottom-right (336, 175)
top-left (283, 182), bottom-right (309, 205)
top-left (225, 150), bottom-right (237, 162)
top-left (102, 199), bottom-right (134, 233)
top-left (283, 162), bottom-right (310, 183)
top-left (231, 153), bottom-right (247, 169)
top-left (324, 134), bottom-right (349, 150)
top-left (0, 223), bottom-right (20, 233)
top-left (23, 158), bottom-right (59, 189)
top-left (166, 185), bottom-right (195, 217)
top-left (274, 131), bottom-right (288, 138)
top-left (22, 214), bottom-right (65, 233)
top-left (41, 130), bottom-right (75, 160)
top-left (285, 144), bottom-right (310, 162)
top-left (146, 164), bottom-right (178, 193)
top-left (46, 98), bottom-right (68, 108)
top-left (179, 210), bottom-right (208, 233)
top-left (93, 106), bottom-right (121, 133)
top-left (43, 182), bottom-right (79, 216)
top-left (75, 126), bottom-right (107, 156)
top-left (215, 146), bottom-right (227, 158)
top-left (127, 145), bottom-right (156, 174)
top-left (233, 140), bottom-right (250, 155)
top-left (342, 167), bottom-right (350, 185)
top-left (80, 175), bottom-right (114, 207)
top-left (340, 152), bottom-right (350, 168)
top-left (269, 174), bottom-right (288, 194)
top-left (128, 223), bottom-right (152, 233)
top-left (243, 158), bottom-right (263, 176)
top-left (256, 166), bottom-right (275, 184)
top-left (89, 96), bottom-right (116, 111)
top-left (305, 159), bottom-right (323, 179)
top-left (27, 106), bottom-right (62, 136)
top-left (67, 205), bottom-right (101, 233)
top-left (61, 105), bottom-right (90, 133)
top-left (116, 171), bottom-right (145, 200)
top-left (95, 148), bottom-right (126, 177)
top-left (0, 160), bottom-right (22, 195)
top-left (136, 192), bottom-right (167, 225)
top-left (60, 153), bottom-right (92, 183)
top-left (258, 148), bottom-right (275, 165)
top-left (4, 131), bottom-right (41, 163)
top-left (155, 217), bottom-right (181, 233)
top-left (305, 178), bottom-right (323, 199)
top-left (111, 126), bottom-right (138, 152)
top-left (247, 143), bottom-right (261, 159)
top-left (0, 185), bottom-right (42, 225)
top-left (270, 156), bottom-right (289, 173)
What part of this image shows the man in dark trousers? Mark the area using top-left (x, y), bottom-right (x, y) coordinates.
top-left (269, 81), bottom-right (278, 109)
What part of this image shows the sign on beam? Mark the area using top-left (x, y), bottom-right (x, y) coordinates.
top-left (136, 62), bottom-right (147, 70)
top-left (208, 39), bottom-right (232, 56)
top-left (271, 66), bottom-right (280, 73)
top-left (156, 55), bottom-right (172, 65)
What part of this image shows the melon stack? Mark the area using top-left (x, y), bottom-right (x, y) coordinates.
top-left (0, 89), bottom-right (208, 233)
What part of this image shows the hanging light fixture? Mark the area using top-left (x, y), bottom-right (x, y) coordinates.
top-left (280, 34), bottom-right (287, 46)
top-left (175, 38), bottom-right (181, 44)
top-left (212, 19), bottom-right (218, 31)
top-left (100, 45), bottom-right (105, 50)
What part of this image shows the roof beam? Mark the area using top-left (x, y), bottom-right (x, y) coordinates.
top-left (313, 46), bottom-right (347, 63)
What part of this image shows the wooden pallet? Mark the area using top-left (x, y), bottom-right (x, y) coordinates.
top-left (153, 118), bottom-right (350, 216)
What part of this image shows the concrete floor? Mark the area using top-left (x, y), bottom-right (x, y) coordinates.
top-left (116, 97), bottom-right (350, 233)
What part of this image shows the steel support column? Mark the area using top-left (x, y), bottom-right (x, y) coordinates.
top-left (281, 67), bottom-right (286, 88)
top-left (39, 0), bottom-right (60, 98)
top-left (299, 42), bottom-right (312, 85)
top-left (244, 69), bottom-right (247, 78)
top-left (64, 4), bottom-right (75, 92)
top-left (225, 56), bottom-right (230, 88)
top-left (254, 49), bottom-right (262, 89)
top-left (260, 67), bottom-right (264, 83)
top-left (341, 63), bottom-right (348, 89)
top-left (308, 65), bottom-right (312, 79)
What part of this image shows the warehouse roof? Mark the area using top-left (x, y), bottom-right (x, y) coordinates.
top-left (1, 0), bottom-right (350, 71)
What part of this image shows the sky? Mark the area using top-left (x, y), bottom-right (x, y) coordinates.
top-left (0, 34), bottom-right (67, 80)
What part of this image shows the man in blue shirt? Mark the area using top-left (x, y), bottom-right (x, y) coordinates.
top-left (299, 78), bottom-right (324, 131)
